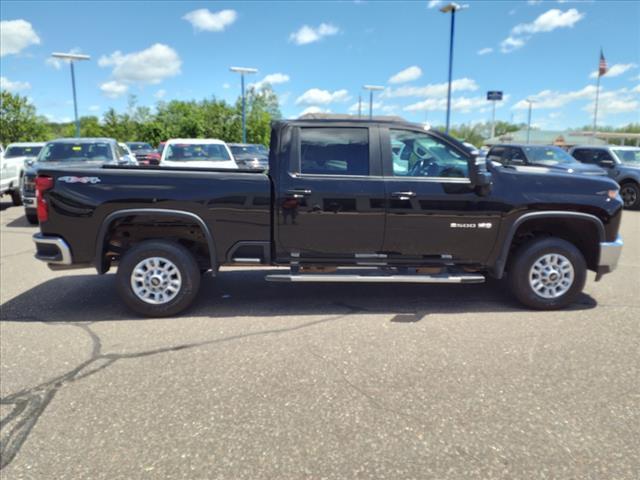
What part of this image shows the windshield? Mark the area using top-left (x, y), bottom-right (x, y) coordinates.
top-left (612, 148), bottom-right (640, 164)
top-left (230, 145), bottom-right (261, 156)
top-left (128, 143), bottom-right (152, 151)
top-left (165, 143), bottom-right (231, 162)
top-left (5, 146), bottom-right (42, 158)
top-left (255, 144), bottom-right (268, 154)
top-left (39, 142), bottom-right (114, 162)
top-left (523, 146), bottom-right (577, 165)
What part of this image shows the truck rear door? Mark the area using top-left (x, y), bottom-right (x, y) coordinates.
top-left (274, 124), bottom-right (386, 260)
top-left (380, 126), bottom-right (502, 264)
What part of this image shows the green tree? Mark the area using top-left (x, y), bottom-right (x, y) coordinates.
top-left (0, 90), bottom-right (49, 144)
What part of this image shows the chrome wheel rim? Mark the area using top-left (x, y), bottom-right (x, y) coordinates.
top-left (529, 253), bottom-right (574, 299)
top-left (620, 186), bottom-right (637, 207)
top-left (130, 257), bottom-right (182, 305)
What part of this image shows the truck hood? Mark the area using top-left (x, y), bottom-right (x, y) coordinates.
top-left (515, 162), bottom-right (606, 176)
top-left (161, 159), bottom-right (238, 169)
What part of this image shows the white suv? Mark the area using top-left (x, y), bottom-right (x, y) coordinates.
top-left (1, 142), bottom-right (44, 205)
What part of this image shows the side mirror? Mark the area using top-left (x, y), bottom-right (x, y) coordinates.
top-left (469, 156), bottom-right (492, 195)
top-left (599, 159), bottom-right (615, 168)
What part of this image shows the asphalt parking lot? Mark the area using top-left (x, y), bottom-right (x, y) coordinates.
top-left (1, 201), bottom-right (638, 479)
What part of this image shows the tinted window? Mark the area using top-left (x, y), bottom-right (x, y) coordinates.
top-left (571, 149), bottom-right (595, 163)
top-left (39, 142), bottom-right (113, 162)
top-left (165, 143), bottom-right (231, 162)
top-left (503, 147), bottom-right (526, 165)
top-left (5, 146), bottom-right (42, 158)
top-left (487, 147), bottom-right (505, 163)
top-left (390, 129), bottom-right (468, 178)
top-left (300, 128), bottom-right (369, 176)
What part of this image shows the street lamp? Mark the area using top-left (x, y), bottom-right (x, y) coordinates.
top-left (363, 85), bottom-right (384, 119)
top-left (525, 99), bottom-right (536, 144)
top-left (439, 2), bottom-right (467, 134)
top-left (230, 66), bottom-right (258, 143)
top-left (51, 52), bottom-right (90, 137)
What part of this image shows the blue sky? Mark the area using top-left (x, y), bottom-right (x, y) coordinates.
top-left (1, 0), bottom-right (639, 130)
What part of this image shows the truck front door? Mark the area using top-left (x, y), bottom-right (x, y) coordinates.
top-left (275, 125), bottom-right (386, 260)
top-left (381, 127), bottom-right (502, 264)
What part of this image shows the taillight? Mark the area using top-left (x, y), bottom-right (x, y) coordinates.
top-left (36, 175), bottom-right (54, 222)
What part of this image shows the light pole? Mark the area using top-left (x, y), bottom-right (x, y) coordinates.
top-left (230, 66), bottom-right (258, 143)
top-left (363, 85), bottom-right (384, 119)
top-left (51, 52), bottom-right (90, 137)
top-left (525, 99), bottom-right (535, 144)
top-left (440, 2), bottom-right (467, 134)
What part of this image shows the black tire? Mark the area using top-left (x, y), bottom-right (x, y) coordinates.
top-left (11, 189), bottom-right (22, 206)
top-left (26, 212), bottom-right (38, 225)
top-left (508, 237), bottom-right (586, 310)
top-left (620, 182), bottom-right (640, 210)
top-left (116, 240), bottom-right (201, 317)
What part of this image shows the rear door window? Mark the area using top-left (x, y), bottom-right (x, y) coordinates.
top-left (299, 128), bottom-right (369, 176)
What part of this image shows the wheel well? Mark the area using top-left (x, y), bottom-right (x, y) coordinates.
top-left (619, 178), bottom-right (638, 187)
top-left (99, 214), bottom-right (213, 272)
top-left (506, 218), bottom-right (600, 272)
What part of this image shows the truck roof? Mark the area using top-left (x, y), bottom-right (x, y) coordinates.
top-left (47, 137), bottom-right (117, 144)
top-left (165, 138), bottom-right (227, 145)
top-left (277, 117), bottom-right (431, 130)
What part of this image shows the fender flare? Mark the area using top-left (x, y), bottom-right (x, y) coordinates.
top-left (94, 208), bottom-right (217, 274)
top-left (494, 211), bottom-right (605, 278)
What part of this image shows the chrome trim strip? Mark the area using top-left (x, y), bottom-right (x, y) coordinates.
top-left (32, 233), bottom-right (72, 265)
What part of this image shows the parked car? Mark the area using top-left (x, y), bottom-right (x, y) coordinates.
top-left (487, 144), bottom-right (607, 176)
top-left (160, 139), bottom-right (237, 169)
top-left (1, 142), bottom-right (44, 205)
top-left (22, 138), bottom-right (135, 224)
top-left (569, 145), bottom-right (640, 209)
top-left (31, 119), bottom-right (623, 317)
top-left (126, 142), bottom-right (160, 166)
top-left (228, 143), bottom-right (269, 170)
top-left (118, 143), bottom-right (139, 165)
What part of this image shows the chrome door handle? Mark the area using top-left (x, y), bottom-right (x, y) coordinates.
top-left (287, 189), bottom-right (312, 198)
top-left (391, 191), bottom-right (416, 200)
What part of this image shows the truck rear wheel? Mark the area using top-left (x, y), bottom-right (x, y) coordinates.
top-left (620, 182), bottom-right (640, 209)
top-left (11, 189), bottom-right (22, 206)
top-left (116, 240), bottom-right (201, 317)
top-left (508, 237), bottom-right (586, 310)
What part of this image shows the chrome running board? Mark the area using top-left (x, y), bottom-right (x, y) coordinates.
top-left (265, 273), bottom-right (485, 284)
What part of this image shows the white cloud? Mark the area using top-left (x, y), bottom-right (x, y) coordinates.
top-left (512, 8), bottom-right (584, 35)
top-left (100, 80), bottom-right (129, 98)
top-left (427, 1), bottom-right (443, 8)
top-left (512, 85), bottom-right (596, 109)
top-left (581, 87), bottom-right (640, 116)
top-left (388, 66), bottom-right (422, 84)
top-left (299, 106), bottom-right (331, 116)
top-left (88, 105), bottom-right (101, 112)
top-left (289, 23), bottom-right (339, 45)
top-left (383, 78), bottom-right (478, 99)
top-left (633, 84), bottom-right (640, 94)
top-left (182, 9), bottom-right (237, 32)
top-left (500, 36), bottom-right (525, 53)
top-left (404, 94), bottom-right (510, 113)
top-left (223, 83), bottom-right (231, 89)
top-left (154, 89), bottom-right (167, 99)
top-left (501, 8), bottom-right (584, 54)
top-left (99, 43), bottom-right (181, 85)
top-left (589, 63), bottom-right (637, 79)
top-left (251, 73), bottom-right (290, 90)
top-left (0, 76), bottom-right (31, 92)
top-left (0, 19), bottom-right (40, 57)
top-left (477, 47), bottom-right (493, 55)
top-left (296, 88), bottom-right (350, 105)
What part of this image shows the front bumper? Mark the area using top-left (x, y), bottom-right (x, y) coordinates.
top-left (32, 233), bottom-right (72, 265)
top-left (596, 234), bottom-right (623, 280)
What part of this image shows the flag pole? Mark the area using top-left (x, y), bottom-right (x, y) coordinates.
top-left (592, 72), bottom-right (601, 143)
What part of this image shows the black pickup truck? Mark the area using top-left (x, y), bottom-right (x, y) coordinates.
top-left (32, 118), bottom-right (624, 316)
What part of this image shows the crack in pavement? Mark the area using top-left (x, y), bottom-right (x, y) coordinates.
top-left (0, 306), bottom-right (356, 469)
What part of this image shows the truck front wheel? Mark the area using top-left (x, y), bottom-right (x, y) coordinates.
top-left (508, 237), bottom-right (586, 310)
top-left (116, 240), bottom-right (201, 317)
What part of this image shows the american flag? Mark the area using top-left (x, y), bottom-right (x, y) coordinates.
top-left (598, 49), bottom-right (608, 77)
